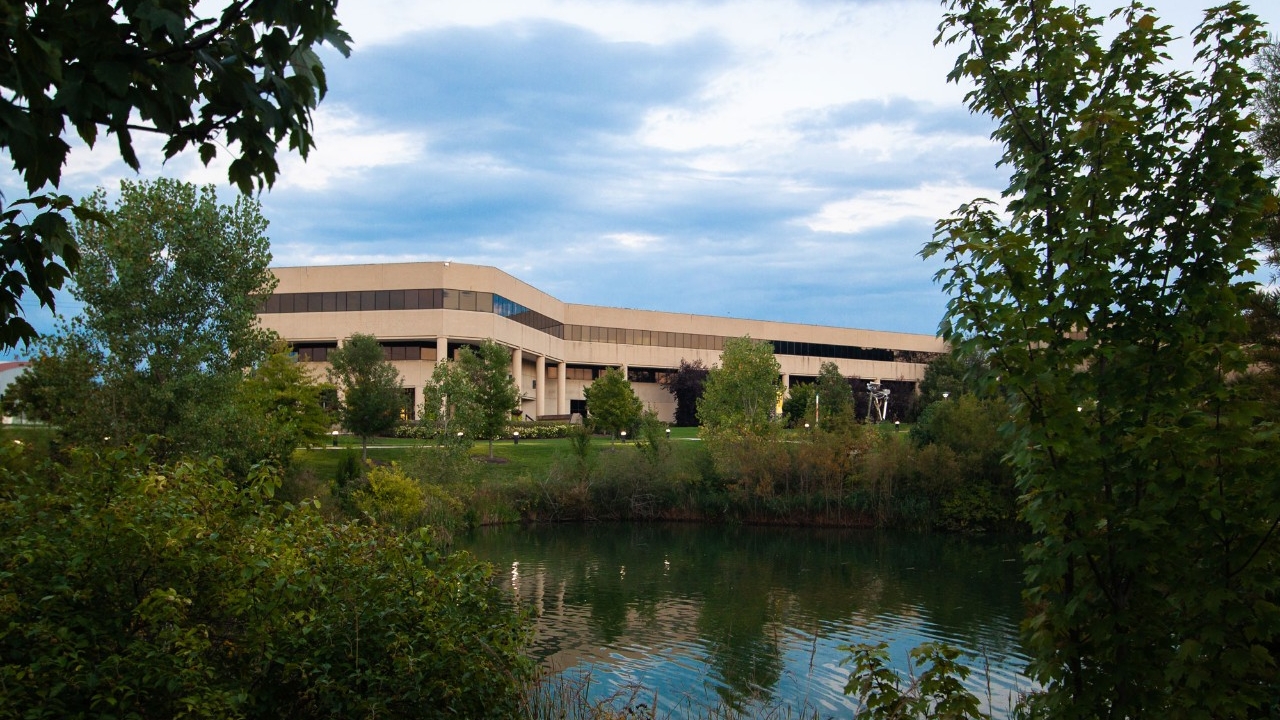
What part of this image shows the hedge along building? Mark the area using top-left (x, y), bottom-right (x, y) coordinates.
top-left (256, 262), bottom-right (948, 423)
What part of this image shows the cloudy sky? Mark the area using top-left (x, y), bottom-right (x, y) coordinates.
top-left (8, 0), bottom-right (1280, 357)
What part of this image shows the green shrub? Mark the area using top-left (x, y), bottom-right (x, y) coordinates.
top-left (406, 436), bottom-right (475, 486)
top-left (353, 462), bottom-right (463, 535)
top-left (0, 445), bottom-right (532, 719)
top-left (509, 422), bottom-right (576, 440)
top-left (394, 421), bottom-right (575, 441)
top-left (393, 422), bottom-right (439, 439)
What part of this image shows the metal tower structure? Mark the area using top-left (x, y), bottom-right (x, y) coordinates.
top-left (865, 381), bottom-right (891, 423)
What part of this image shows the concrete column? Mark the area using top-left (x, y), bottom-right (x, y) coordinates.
top-left (557, 361), bottom-right (567, 415)
top-left (781, 373), bottom-right (791, 397)
top-left (535, 355), bottom-right (546, 418)
top-left (435, 336), bottom-right (450, 416)
top-left (620, 363), bottom-right (628, 380)
top-left (511, 346), bottom-right (523, 397)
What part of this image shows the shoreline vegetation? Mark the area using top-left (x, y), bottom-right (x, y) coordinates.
top-left (286, 411), bottom-right (1019, 537)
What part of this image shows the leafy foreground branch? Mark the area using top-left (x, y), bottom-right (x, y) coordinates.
top-left (0, 443), bottom-right (532, 720)
top-left (926, 0), bottom-right (1280, 716)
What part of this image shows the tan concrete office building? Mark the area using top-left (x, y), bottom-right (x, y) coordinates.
top-left (257, 262), bottom-right (947, 422)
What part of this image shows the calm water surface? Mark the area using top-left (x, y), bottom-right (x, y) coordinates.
top-left (460, 523), bottom-right (1034, 718)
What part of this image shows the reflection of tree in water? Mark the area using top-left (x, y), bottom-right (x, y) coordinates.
top-left (691, 532), bottom-right (785, 709)
top-left (459, 523), bottom-right (1027, 705)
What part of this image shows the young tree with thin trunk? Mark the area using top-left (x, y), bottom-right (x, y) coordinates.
top-left (812, 361), bottom-right (854, 431)
top-left (424, 340), bottom-right (520, 459)
top-left (328, 334), bottom-right (403, 462)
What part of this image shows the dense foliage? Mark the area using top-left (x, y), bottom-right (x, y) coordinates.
top-left (781, 382), bottom-right (816, 428)
top-left (583, 367), bottom-right (643, 440)
top-left (1253, 38), bottom-right (1280, 271)
top-left (928, 0), bottom-right (1279, 715)
top-left (223, 344), bottom-right (333, 475)
top-left (1256, 38), bottom-right (1280, 171)
top-left (812, 361), bottom-right (856, 432)
top-left (697, 337), bottom-right (781, 437)
top-left (0, 0), bottom-right (349, 348)
top-left (660, 358), bottom-right (708, 427)
top-left (0, 444), bottom-right (532, 720)
top-left (4, 180), bottom-right (277, 464)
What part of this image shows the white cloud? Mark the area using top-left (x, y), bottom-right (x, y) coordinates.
top-left (271, 107), bottom-right (428, 191)
top-left (603, 231), bottom-right (662, 250)
top-left (55, 104), bottom-right (428, 195)
top-left (834, 123), bottom-right (992, 162)
top-left (805, 182), bottom-right (999, 235)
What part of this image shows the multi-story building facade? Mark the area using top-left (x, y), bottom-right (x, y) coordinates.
top-left (257, 262), bottom-right (947, 422)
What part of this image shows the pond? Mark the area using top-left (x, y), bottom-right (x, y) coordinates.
top-left (459, 523), bottom-right (1034, 718)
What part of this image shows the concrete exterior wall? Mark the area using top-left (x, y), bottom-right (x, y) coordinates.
top-left (259, 262), bottom-right (947, 423)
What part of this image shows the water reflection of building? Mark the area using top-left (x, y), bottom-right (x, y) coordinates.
top-left (509, 559), bottom-right (711, 671)
top-left (470, 526), bottom-right (1033, 718)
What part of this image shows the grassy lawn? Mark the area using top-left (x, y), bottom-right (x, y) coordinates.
top-left (1, 424), bottom-right (57, 453)
top-left (295, 426), bottom-right (706, 488)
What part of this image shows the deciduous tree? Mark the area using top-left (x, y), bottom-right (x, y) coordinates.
top-left (1251, 38), bottom-right (1280, 268)
top-left (697, 336), bottom-right (780, 437)
top-left (927, 1), bottom-right (1278, 715)
top-left (423, 340), bottom-right (519, 458)
top-left (812, 361), bottom-right (854, 431)
top-left (660, 358), bottom-right (708, 427)
top-left (781, 382), bottom-right (816, 428)
top-left (915, 353), bottom-right (971, 409)
top-left (583, 367), bottom-right (643, 442)
top-left (328, 333), bottom-right (403, 461)
top-left (221, 343), bottom-right (332, 475)
top-left (4, 179), bottom-right (276, 463)
top-left (0, 0), bottom-right (350, 349)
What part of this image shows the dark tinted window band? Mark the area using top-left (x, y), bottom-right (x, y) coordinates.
top-left (262, 291), bottom-right (939, 363)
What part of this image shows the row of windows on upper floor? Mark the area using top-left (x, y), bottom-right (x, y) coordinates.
top-left (263, 290), bottom-right (941, 365)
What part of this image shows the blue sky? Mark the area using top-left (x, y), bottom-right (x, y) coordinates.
top-left (7, 0), bottom-right (1280, 358)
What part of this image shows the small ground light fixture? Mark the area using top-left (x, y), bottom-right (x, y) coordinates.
top-left (513, 430), bottom-right (519, 445)
top-left (665, 428), bottom-right (670, 438)
top-left (332, 430), bottom-right (338, 446)
top-left (942, 392), bottom-right (950, 399)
